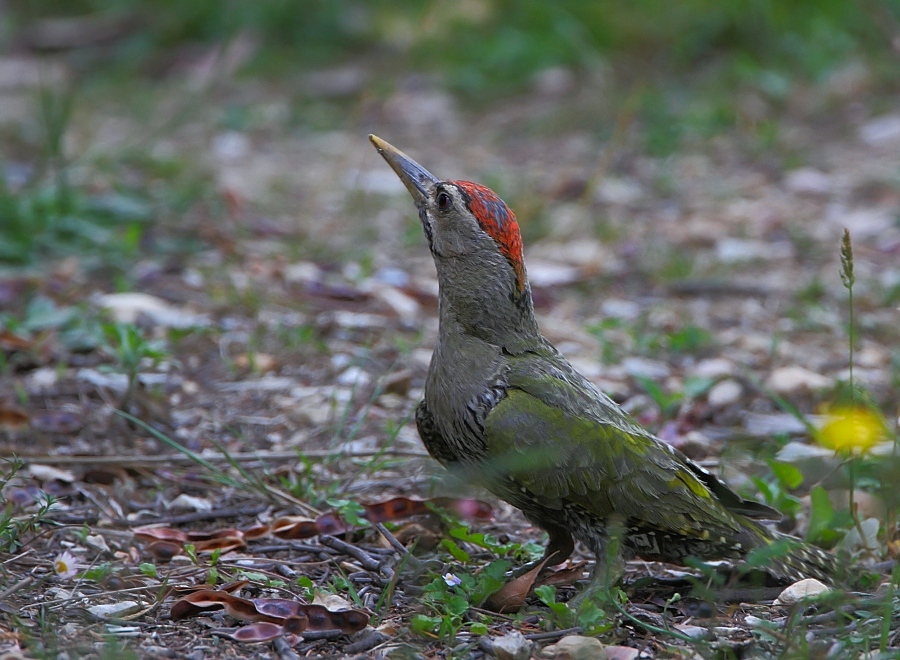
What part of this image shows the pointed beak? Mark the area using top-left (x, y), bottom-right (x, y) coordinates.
top-left (369, 135), bottom-right (439, 204)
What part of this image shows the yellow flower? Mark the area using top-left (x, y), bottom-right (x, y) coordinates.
top-left (817, 407), bottom-right (886, 453)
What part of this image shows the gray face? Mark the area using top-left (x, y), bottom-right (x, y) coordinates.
top-left (369, 135), bottom-right (485, 259)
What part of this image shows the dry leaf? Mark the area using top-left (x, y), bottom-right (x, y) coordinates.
top-left (484, 559), bottom-right (548, 613)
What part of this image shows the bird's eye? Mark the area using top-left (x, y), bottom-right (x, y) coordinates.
top-left (436, 191), bottom-right (452, 211)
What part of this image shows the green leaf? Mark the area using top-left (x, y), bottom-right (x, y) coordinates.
top-left (769, 460), bottom-right (804, 489)
top-left (750, 476), bottom-right (774, 504)
top-left (440, 538), bottom-right (471, 562)
top-left (682, 376), bottom-right (715, 400)
top-left (410, 614), bottom-right (440, 635)
top-left (138, 563), bottom-right (157, 578)
top-left (806, 485), bottom-right (834, 543)
top-left (575, 599), bottom-right (609, 635)
top-left (470, 559), bottom-right (510, 605)
top-left (238, 571), bottom-right (268, 582)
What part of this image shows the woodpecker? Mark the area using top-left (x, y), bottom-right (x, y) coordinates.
top-left (369, 135), bottom-right (835, 586)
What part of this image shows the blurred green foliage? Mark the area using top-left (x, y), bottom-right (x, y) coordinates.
top-left (8, 0), bottom-right (899, 98)
top-left (2, 0), bottom-right (897, 266)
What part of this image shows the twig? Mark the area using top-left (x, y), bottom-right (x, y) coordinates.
top-left (319, 535), bottom-right (381, 572)
top-left (0, 576), bottom-right (37, 600)
top-left (6, 449), bottom-right (427, 467)
top-left (374, 522), bottom-right (410, 557)
top-left (273, 636), bottom-right (301, 660)
top-left (343, 629), bottom-right (388, 654)
top-left (299, 629), bottom-right (343, 640)
top-left (524, 626), bottom-right (583, 641)
top-left (61, 504), bottom-right (269, 528)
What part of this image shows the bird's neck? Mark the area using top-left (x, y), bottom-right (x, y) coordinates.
top-left (435, 260), bottom-right (541, 354)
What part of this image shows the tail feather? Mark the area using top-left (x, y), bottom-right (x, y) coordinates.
top-left (741, 522), bottom-right (837, 583)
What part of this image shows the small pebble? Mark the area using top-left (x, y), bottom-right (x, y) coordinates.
top-left (87, 601), bottom-right (140, 619)
top-left (707, 379), bottom-right (743, 407)
top-left (775, 578), bottom-right (830, 605)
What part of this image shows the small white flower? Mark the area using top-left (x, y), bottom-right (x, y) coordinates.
top-left (442, 572), bottom-right (461, 587)
top-left (53, 550), bottom-right (80, 579)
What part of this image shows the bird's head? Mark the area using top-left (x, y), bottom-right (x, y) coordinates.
top-left (369, 135), bottom-right (526, 297)
top-left (370, 135), bottom-right (538, 349)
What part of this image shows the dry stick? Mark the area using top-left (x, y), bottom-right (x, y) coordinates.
top-left (374, 522), bottom-right (409, 557)
top-left (273, 636), bottom-right (301, 660)
top-left (0, 576), bottom-right (37, 601)
top-left (524, 626), bottom-right (583, 641)
top-left (7, 449), bottom-right (429, 467)
top-left (319, 534), bottom-right (381, 573)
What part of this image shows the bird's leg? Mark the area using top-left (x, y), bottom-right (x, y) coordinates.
top-left (570, 519), bottom-right (626, 608)
top-left (511, 522), bottom-right (574, 577)
top-left (541, 523), bottom-right (575, 566)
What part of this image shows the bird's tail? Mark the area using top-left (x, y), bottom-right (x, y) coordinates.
top-left (740, 520), bottom-right (837, 583)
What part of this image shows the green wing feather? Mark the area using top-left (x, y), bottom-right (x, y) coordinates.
top-left (482, 346), bottom-right (772, 543)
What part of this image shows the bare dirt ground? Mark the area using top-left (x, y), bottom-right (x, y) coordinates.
top-left (1, 49), bottom-right (899, 658)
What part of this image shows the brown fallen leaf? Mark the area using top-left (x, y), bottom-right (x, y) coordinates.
top-left (215, 614), bottom-right (309, 644)
top-left (392, 522), bottom-right (442, 550)
top-left (0, 405), bottom-right (29, 429)
top-left (484, 558), bottom-right (549, 614)
top-left (362, 496), bottom-right (493, 523)
top-left (271, 516), bottom-right (320, 539)
top-left (534, 561), bottom-right (587, 589)
top-left (191, 535), bottom-right (246, 554)
top-left (0, 329), bottom-right (33, 352)
top-left (216, 621), bottom-right (285, 644)
top-left (170, 588), bottom-right (369, 634)
top-left (133, 526), bottom-right (189, 544)
top-left (144, 540), bottom-right (183, 561)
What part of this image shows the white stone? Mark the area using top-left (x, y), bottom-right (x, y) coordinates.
top-left (87, 601), bottom-right (141, 619)
top-left (328, 310), bottom-right (386, 329)
top-left (212, 131), bottom-right (250, 162)
top-left (860, 114), bottom-right (900, 147)
top-left (622, 357), bottom-right (670, 380)
top-left (533, 66), bottom-right (575, 96)
top-left (784, 168), bottom-right (831, 195)
top-left (775, 441), bottom-right (834, 462)
top-left (674, 624), bottom-right (708, 639)
top-left (526, 260), bottom-right (582, 287)
top-left (77, 368), bottom-right (128, 392)
top-left (775, 578), bottom-right (830, 605)
top-left (693, 358), bottom-right (735, 379)
top-left (283, 261), bottom-right (322, 283)
top-left (218, 377), bottom-right (296, 392)
top-left (337, 366), bottom-right (371, 387)
top-left (745, 414), bottom-right (816, 437)
top-left (601, 299), bottom-right (641, 320)
top-left (707, 379), bottom-right (743, 407)
top-left (832, 207), bottom-right (894, 239)
top-left (838, 517), bottom-right (879, 552)
top-left (491, 630), bottom-right (533, 660)
top-left (26, 367), bottom-right (58, 392)
top-left (167, 494), bottom-right (212, 512)
top-left (541, 635), bottom-right (607, 659)
top-left (371, 284), bottom-right (420, 321)
top-left (27, 464), bottom-right (76, 483)
top-left (85, 534), bottom-right (111, 555)
top-left (716, 238), bottom-right (794, 263)
top-left (95, 292), bottom-right (209, 328)
top-left (595, 177), bottom-right (643, 206)
top-left (766, 366), bottom-right (832, 394)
